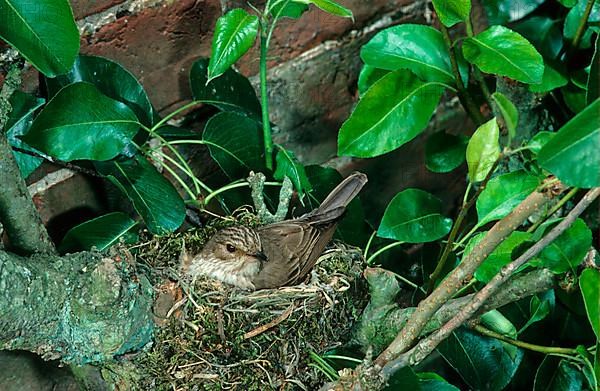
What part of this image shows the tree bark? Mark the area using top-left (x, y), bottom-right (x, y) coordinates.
top-left (0, 249), bottom-right (154, 365)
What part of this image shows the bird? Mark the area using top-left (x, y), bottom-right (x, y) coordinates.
top-left (183, 172), bottom-right (367, 290)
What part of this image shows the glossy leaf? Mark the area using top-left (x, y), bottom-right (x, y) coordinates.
top-left (513, 16), bottom-right (563, 59)
top-left (23, 82), bottom-right (139, 162)
top-left (526, 131), bottom-right (555, 154)
top-left (361, 24), bottom-right (468, 85)
top-left (4, 91), bottom-right (45, 178)
top-left (438, 328), bottom-right (523, 390)
top-left (46, 55), bottom-right (154, 127)
top-left (481, 310), bottom-right (517, 339)
top-left (190, 58), bottom-right (261, 118)
top-left (207, 9), bottom-right (259, 82)
top-left (357, 65), bottom-right (389, 96)
top-left (270, 1), bottom-right (308, 19)
top-left (483, 0), bottom-right (545, 25)
top-left (0, 0), bottom-right (79, 77)
top-left (531, 218), bottom-right (592, 273)
top-left (307, 0), bottom-right (353, 18)
top-left (378, 188), bottom-right (452, 243)
top-left (425, 132), bottom-right (467, 173)
top-left (274, 147), bottom-right (312, 200)
top-left (59, 212), bottom-right (138, 253)
top-left (462, 25), bottom-right (544, 84)
top-left (476, 170), bottom-right (540, 226)
top-left (587, 36), bottom-right (599, 104)
top-left (305, 165), bottom-right (369, 247)
top-left (534, 357), bottom-right (584, 390)
top-left (580, 268), bottom-right (600, 339)
top-left (203, 112), bottom-right (264, 179)
top-left (464, 230), bottom-right (531, 283)
top-left (562, 84), bottom-right (587, 113)
top-left (538, 99), bottom-right (600, 188)
top-left (564, 0), bottom-right (600, 49)
top-left (385, 366), bottom-right (420, 390)
top-left (529, 63), bottom-right (568, 93)
top-left (466, 117), bottom-right (500, 182)
top-left (418, 372), bottom-right (460, 390)
top-left (432, 0), bottom-right (471, 27)
top-left (94, 155), bottom-right (186, 235)
top-left (492, 92), bottom-right (518, 140)
top-left (338, 70), bottom-right (444, 157)
top-left (519, 291), bottom-right (555, 335)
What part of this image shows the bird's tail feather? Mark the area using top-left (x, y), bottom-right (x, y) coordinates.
top-left (311, 172), bottom-right (367, 218)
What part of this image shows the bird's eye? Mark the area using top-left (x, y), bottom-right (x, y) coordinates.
top-left (226, 244), bottom-right (236, 253)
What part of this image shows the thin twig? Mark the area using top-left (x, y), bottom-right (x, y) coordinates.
top-left (385, 187), bottom-right (600, 375)
top-left (572, 0), bottom-right (596, 51)
top-left (243, 304), bottom-right (295, 339)
top-left (472, 325), bottom-right (578, 355)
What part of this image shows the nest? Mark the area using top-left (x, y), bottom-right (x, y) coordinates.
top-left (130, 212), bottom-right (368, 390)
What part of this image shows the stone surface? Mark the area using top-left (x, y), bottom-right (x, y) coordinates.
top-left (70, 0), bottom-right (126, 19)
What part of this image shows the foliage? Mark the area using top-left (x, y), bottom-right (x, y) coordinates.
top-left (1, 0), bottom-right (599, 389)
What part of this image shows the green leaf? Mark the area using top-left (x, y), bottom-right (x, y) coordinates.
top-left (274, 147), bottom-right (312, 200)
top-left (580, 268), bottom-right (600, 339)
top-left (531, 218), bottom-right (592, 273)
top-left (304, 165), bottom-right (369, 247)
top-left (432, 0), bottom-right (471, 27)
top-left (59, 212), bottom-right (138, 253)
top-left (513, 16), bottom-right (563, 59)
top-left (4, 91), bottom-right (45, 178)
top-left (361, 24), bottom-right (468, 85)
top-left (462, 25), bottom-right (544, 84)
top-left (378, 188), bottom-right (453, 243)
top-left (491, 92), bottom-right (518, 140)
top-left (519, 291), bottom-right (555, 335)
top-left (357, 64), bottom-right (389, 97)
top-left (384, 366), bottom-right (420, 390)
top-left (564, 0), bottom-right (600, 49)
top-left (464, 230), bottom-right (531, 283)
top-left (526, 131), bottom-right (555, 154)
top-left (305, 0), bottom-right (353, 18)
top-left (338, 70), bottom-right (444, 157)
top-left (481, 310), bottom-right (517, 338)
top-left (425, 132), bottom-right (467, 173)
top-left (529, 63), bottom-right (568, 93)
top-left (562, 84), bottom-right (588, 113)
top-left (418, 372), bottom-right (460, 390)
top-left (207, 9), bottom-right (259, 83)
top-left (534, 357), bottom-right (584, 390)
top-left (270, 0), bottom-right (309, 19)
top-left (190, 58), bottom-right (261, 118)
top-left (466, 117), bottom-right (500, 182)
top-left (0, 0), bottom-right (79, 77)
top-left (482, 0), bottom-right (545, 25)
top-left (202, 112), bottom-right (265, 179)
top-left (437, 328), bottom-right (523, 390)
top-left (587, 36), bottom-right (599, 104)
top-left (538, 99), bottom-right (600, 188)
top-left (559, 0), bottom-right (578, 6)
top-left (476, 170), bottom-right (540, 226)
top-left (22, 82), bottom-right (139, 162)
top-left (46, 55), bottom-right (155, 127)
top-left (94, 155), bottom-right (186, 235)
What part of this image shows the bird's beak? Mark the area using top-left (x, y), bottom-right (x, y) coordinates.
top-left (253, 251), bottom-right (268, 262)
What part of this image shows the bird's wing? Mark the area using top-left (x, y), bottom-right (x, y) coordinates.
top-left (254, 221), bottom-right (334, 289)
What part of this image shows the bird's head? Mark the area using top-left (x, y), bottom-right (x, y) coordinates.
top-left (185, 226), bottom-right (268, 288)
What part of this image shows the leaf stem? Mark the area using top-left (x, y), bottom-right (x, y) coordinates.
top-left (366, 241), bottom-right (404, 265)
top-left (440, 24), bottom-right (485, 125)
top-left (527, 187), bottom-right (579, 233)
top-left (203, 180), bottom-right (282, 205)
top-left (363, 230), bottom-right (377, 259)
top-left (464, 18), bottom-right (493, 108)
top-left (260, 27), bottom-right (274, 170)
top-left (572, 0), bottom-right (596, 50)
top-left (473, 325), bottom-right (579, 355)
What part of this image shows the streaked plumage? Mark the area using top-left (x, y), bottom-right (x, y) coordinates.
top-left (184, 172), bottom-right (367, 289)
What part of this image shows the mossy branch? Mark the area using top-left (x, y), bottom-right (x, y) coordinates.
top-left (0, 65), bottom-right (56, 255)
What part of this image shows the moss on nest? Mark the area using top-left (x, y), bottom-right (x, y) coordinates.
top-left (131, 211), bottom-right (368, 390)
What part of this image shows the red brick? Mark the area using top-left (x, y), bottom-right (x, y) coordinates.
top-left (70, 0), bottom-right (126, 19)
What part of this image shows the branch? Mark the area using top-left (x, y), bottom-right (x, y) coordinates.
top-left (374, 179), bottom-right (565, 366)
top-left (0, 66), bottom-right (56, 255)
top-left (0, 249), bottom-right (154, 364)
top-left (385, 186), bottom-right (600, 375)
